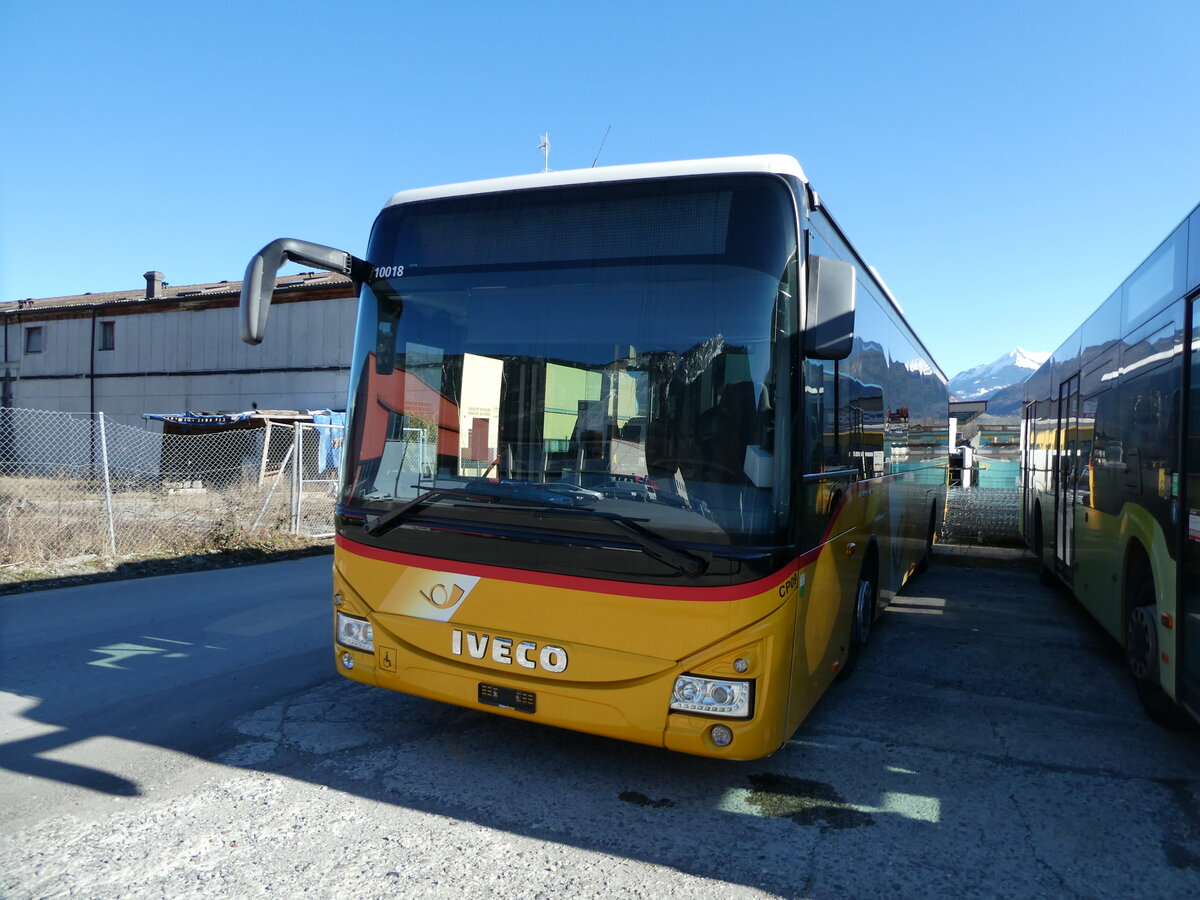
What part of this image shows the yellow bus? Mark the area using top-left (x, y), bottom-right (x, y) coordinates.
top-left (1022, 199), bottom-right (1200, 728)
top-left (240, 155), bottom-right (948, 759)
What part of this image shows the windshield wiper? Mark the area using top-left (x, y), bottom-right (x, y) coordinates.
top-left (532, 507), bottom-right (708, 578)
top-left (362, 483), bottom-right (707, 578)
top-left (362, 483), bottom-right (574, 536)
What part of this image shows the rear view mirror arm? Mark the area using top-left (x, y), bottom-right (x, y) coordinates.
top-left (240, 238), bottom-right (372, 345)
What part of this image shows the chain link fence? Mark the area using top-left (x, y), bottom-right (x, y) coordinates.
top-left (941, 487), bottom-right (1022, 546)
top-left (940, 448), bottom-right (1024, 547)
top-left (0, 407), bottom-right (342, 567)
top-left (2, 405), bottom-right (1032, 564)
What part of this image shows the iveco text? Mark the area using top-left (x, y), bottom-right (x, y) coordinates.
top-left (450, 629), bottom-right (569, 673)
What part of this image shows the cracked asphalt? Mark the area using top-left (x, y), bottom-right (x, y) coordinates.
top-left (1, 554), bottom-right (1198, 898)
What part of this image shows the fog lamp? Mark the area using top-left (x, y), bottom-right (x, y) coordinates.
top-left (336, 611), bottom-right (374, 652)
top-left (710, 724), bottom-right (734, 747)
top-left (670, 675), bottom-right (751, 718)
top-left (341, 652), bottom-right (354, 670)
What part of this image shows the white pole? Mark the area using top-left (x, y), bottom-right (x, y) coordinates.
top-left (292, 423), bottom-right (303, 534)
top-left (259, 419), bottom-right (272, 485)
top-left (98, 412), bottom-right (117, 556)
top-left (252, 443), bottom-right (294, 530)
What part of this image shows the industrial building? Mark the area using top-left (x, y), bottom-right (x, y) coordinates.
top-left (1, 270), bottom-right (356, 428)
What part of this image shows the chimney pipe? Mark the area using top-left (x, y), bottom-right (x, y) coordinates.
top-left (144, 271), bottom-right (164, 300)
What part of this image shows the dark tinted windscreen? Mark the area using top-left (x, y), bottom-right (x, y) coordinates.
top-left (342, 175), bottom-right (797, 552)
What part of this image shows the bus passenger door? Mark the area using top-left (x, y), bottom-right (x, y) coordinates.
top-left (1055, 375), bottom-right (1081, 578)
top-left (1181, 298), bottom-right (1200, 719)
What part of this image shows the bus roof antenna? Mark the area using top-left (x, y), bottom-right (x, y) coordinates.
top-left (591, 125), bottom-right (612, 168)
top-left (538, 133), bottom-right (551, 172)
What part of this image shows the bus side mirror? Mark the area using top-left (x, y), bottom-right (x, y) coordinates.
top-left (804, 255), bottom-right (856, 360)
top-left (240, 238), bottom-right (369, 345)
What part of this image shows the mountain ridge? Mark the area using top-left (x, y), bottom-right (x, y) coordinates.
top-left (949, 347), bottom-right (1049, 403)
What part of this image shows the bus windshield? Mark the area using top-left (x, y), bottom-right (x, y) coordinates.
top-left (340, 174), bottom-right (798, 552)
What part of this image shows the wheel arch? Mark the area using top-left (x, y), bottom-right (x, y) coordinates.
top-left (1121, 537), bottom-right (1155, 645)
top-left (862, 536), bottom-right (881, 604)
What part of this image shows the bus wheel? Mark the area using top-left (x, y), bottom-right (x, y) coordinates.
top-left (839, 557), bottom-right (877, 680)
top-left (1125, 578), bottom-right (1195, 731)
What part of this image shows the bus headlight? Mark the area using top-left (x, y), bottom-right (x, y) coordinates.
top-left (670, 675), bottom-right (751, 718)
top-left (336, 612), bottom-right (374, 652)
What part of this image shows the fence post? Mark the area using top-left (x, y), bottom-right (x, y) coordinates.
top-left (252, 443), bottom-right (294, 530)
top-left (98, 412), bottom-right (117, 556)
top-left (258, 420), bottom-right (272, 485)
top-left (291, 422), bottom-right (303, 534)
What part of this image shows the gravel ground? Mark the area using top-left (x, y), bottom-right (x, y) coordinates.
top-left (7, 768), bottom-right (767, 900)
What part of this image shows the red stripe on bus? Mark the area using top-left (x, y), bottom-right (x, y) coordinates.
top-left (336, 532), bottom-right (822, 602)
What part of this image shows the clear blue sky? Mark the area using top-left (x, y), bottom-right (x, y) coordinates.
top-left (3, 0), bottom-right (1198, 378)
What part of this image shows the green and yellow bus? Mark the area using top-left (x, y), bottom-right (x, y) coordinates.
top-left (1022, 199), bottom-right (1200, 727)
top-left (241, 155), bottom-right (948, 759)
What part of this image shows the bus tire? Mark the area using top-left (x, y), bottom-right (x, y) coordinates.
top-left (839, 552), bottom-right (878, 680)
top-left (1125, 571), bottom-right (1195, 731)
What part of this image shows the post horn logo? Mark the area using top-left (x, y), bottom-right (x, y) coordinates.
top-left (420, 583), bottom-right (466, 610)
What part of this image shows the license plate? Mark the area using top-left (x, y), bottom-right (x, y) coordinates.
top-left (478, 683), bottom-right (536, 714)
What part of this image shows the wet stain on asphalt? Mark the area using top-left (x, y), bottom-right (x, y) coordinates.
top-left (618, 790), bottom-right (676, 808)
top-left (1163, 839), bottom-right (1200, 871)
top-left (1162, 779), bottom-right (1200, 870)
top-left (746, 773), bottom-right (875, 830)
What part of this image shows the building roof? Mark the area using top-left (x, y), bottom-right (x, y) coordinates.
top-left (2, 271), bottom-right (354, 314)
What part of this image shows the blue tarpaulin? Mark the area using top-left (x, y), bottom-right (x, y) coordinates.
top-left (310, 411), bottom-right (347, 472)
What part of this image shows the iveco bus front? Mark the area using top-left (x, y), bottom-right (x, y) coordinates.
top-left (240, 155), bottom-right (946, 759)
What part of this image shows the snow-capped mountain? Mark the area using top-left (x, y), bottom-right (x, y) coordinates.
top-left (949, 348), bottom-right (1049, 401)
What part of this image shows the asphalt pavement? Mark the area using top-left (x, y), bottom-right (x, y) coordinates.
top-left (1, 550), bottom-right (1197, 899)
top-left (0, 555), bottom-right (334, 824)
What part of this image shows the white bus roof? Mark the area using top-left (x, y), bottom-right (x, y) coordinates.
top-left (384, 155), bottom-right (808, 207)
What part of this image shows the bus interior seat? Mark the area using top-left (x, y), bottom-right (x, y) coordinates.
top-left (698, 381), bottom-right (759, 482)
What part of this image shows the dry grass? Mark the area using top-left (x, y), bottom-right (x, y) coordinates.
top-left (0, 536), bottom-right (332, 593)
top-left (0, 472), bottom-right (336, 589)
